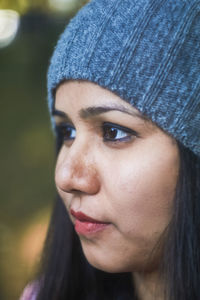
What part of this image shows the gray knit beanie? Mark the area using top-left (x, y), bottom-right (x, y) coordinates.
top-left (48, 0), bottom-right (200, 156)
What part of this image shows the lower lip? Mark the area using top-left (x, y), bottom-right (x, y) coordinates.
top-left (75, 219), bottom-right (110, 235)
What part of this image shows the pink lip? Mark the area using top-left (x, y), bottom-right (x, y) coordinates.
top-left (70, 209), bottom-right (110, 235)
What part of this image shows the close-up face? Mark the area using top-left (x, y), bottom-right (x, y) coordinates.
top-left (54, 80), bottom-right (180, 274)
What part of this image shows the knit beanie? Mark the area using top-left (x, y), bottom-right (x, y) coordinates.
top-left (48, 0), bottom-right (200, 156)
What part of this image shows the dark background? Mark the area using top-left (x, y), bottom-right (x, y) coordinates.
top-left (0, 1), bottom-right (87, 299)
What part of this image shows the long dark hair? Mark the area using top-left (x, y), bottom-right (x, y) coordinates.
top-left (36, 138), bottom-right (200, 300)
top-left (164, 142), bottom-right (200, 300)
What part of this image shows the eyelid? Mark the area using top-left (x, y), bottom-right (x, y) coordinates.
top-left (55, 122), bottom-right (76, 141)
top-left (55, 122), bottom-right (73, 133)
top-left (103, 122), bottom-right (140, 137)
top-left (54, 118), bottom-right (74, 127)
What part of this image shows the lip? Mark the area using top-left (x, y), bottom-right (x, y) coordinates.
top-left (70, 209), bottom-right (110, 235)
top-left (71, 209), bottom-right (105, 223)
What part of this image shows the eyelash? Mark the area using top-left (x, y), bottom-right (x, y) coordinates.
top-left (102, 122), bottom-right (139, 142)
top-left (55, 123), bottom-right (76, 142)
top-left (55, 122), bottom-right (139, 144)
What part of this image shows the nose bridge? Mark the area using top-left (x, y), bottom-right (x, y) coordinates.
top-left (56, 135), bottom-right (100, 194)
top-left (69, 138), bottom-right (89, 177)
top-left (69, 134), bottom-right (91, 169)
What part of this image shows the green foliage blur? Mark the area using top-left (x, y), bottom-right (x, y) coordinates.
top-left (1, 0), bottom-right (49, 14)
top-left (0, 0), bottom-right (88, 299)
top-left (0, 0), bottom-right (89, 14)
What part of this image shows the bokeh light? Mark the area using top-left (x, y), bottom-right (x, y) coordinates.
top-left (48, 0), bottom-right (79, 12)
top-left (0, 9), bottom-right (20, 48)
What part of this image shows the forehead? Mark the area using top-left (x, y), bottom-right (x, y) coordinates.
top-left (55, 80), bottom-right (143, 116)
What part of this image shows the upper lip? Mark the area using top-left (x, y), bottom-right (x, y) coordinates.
top-left (70, 209), bottom-right (108, 224)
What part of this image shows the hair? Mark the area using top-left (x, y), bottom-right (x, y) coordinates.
top-left (35, 134), bottom-right (200, 300)
top-left (164, 141), bottom-right (200, 300)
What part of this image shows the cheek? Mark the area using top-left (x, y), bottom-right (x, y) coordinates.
top-left (103, 146), bottom-right (179, 239)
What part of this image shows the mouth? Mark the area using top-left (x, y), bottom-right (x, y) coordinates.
top-left (70, 209), bottom-right (111, 235)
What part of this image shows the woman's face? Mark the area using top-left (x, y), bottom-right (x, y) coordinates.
top-left (54, 80), bottom-right (179, 273)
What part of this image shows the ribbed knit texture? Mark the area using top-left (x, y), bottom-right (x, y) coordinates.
top-left (48, 0), bottom-right (200, 156)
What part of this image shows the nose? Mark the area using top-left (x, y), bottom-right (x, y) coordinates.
top-left (55, 140), bottom-right (100, 195)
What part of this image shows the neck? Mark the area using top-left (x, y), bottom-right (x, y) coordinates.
top-left (132, 270), bottom-right (165, 300)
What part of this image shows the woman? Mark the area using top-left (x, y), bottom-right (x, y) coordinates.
top-left (20, 0), bottom-right (200, 299)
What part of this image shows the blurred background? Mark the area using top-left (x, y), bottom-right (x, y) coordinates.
top-left (0, 0), bottom-right (87, 299)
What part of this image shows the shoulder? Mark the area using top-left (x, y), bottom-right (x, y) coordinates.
top-left (19, 281), bottom-right (40, 300)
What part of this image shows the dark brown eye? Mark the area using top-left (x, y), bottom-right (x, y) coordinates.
top-left (103, 122), bottom-right (138, 142)
top-left (56, 124), bottom-right (76, 141)
top-left (103, 127), bottom-right (118, 140)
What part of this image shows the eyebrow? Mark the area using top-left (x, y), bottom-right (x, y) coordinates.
top-left (52, 105), bottom-right (147, 121)
top-left (52, 110), bottom-right (67, 118)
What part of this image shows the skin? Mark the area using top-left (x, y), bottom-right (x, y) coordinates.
top-left (54, 80), bottom-right (179, 300)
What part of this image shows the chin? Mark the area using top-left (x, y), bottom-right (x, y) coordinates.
top-left (81, 246), bottom-right (133, 273)
top-left (82, 246), bottom-right (161, 274)
top-left (81, 245), bottom-right (123, 272)
top-left (86, 257), bottom-right (128, 273)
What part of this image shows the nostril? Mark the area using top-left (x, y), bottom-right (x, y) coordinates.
top-left (57, 184), bottom-right (81, 194)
